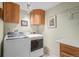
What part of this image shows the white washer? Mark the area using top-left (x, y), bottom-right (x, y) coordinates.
top-left (3, 32), bottom-right (30, 57)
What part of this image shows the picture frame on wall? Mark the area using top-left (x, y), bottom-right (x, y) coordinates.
top-left (21, 20), bottom-right (28, 26)
top-left (48, 16), bottom-right (57, 28)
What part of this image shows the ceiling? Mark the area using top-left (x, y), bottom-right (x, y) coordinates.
top-left (16, 2), bottom-right (61, 11)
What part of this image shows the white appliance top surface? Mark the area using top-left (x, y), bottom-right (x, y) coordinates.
top-left (57, 38), bottom-right (79, 48)
top-left (4, 32), bottom-right (29, 40)
top-left (26, 34), bottom-right (43, 38)
top-left (5, 35), bottom-right (28, 40)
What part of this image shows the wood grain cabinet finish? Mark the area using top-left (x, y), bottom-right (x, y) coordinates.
top-left (30, 9), bottom-right (45, 25)
top-left (3, 2), bottom-right (20, 23)
top-left (60, 43), bottom-right (79, 57)
top-left (0, 8), bottom-right (3, 19)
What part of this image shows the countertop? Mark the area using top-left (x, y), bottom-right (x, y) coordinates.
top-left (57, 38), bottom-right (79, 48)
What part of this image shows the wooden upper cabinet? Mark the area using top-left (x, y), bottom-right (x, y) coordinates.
top-left (30, 9), bottom-right (45, 25)
top-left (3, 2), bottom-right (20, 23)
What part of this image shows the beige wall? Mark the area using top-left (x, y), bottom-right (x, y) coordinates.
top-left (31, 25), bottom-right (44, 34)
top-left (4, 9), bottom-right (31, 34)
top-left (0, 2), bottom-right (3, 56)
top-left (18, 9), bottom-right (31, 33)
top-left (4, 23), bottom-right (18, 34)
top-left (44, 2), bottom-right (79, 56)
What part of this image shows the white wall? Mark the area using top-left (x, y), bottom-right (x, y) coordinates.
top-left (44, 2), bottom-right (79, 56)
top-left (0, 2), bottom-right (3, 56)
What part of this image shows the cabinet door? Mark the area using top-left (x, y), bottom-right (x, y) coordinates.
top-left (30, 14), bottom-right (45, 25)
top-left (41, 13), bottom-right (45, 24)
top-left (60, 43), bottom-right (79, 57)
top-left (34, 14), bottom-right (41, 25)
top-left (4, 2), bottom-right (12, 22)
top-left (30, 9), bottom-right (45, 25)
top-left (3, 2), bottom-right (20, 23)
top-left (30, 13), bottom-right (35, 24)
top-left (12, 3), bottom-right (20, 23)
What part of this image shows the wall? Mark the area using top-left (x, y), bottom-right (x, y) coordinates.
top-left (31, 25), bottom-right (44, 34)
top-left (0, 2), bottom-right (3, 56)
top-left (4, 23), bottom-right (18, 34)
top-left (44, 2), bottom-right (79, 56)
top-left (4, 9), bottom-right (31, 34)
top-left (17, 9), bottom-right (31, 34)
